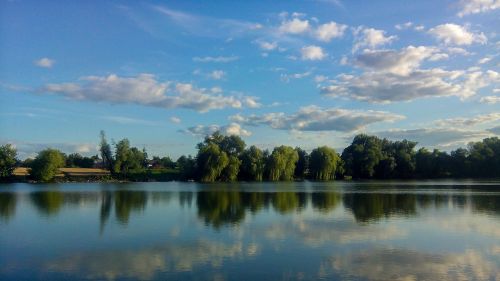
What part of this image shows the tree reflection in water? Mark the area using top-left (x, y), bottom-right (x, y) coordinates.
top-left (13, 187), bottom-right (500, 230)
top-left (0, 192), bottom-right (16, 221)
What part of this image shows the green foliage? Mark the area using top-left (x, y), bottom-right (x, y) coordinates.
top-left (196, 132), bottom-right (246, 182)
top-left (99, 130), bottom-right (114, 171)
top-left (309, 146), bottom-right (340, 180)
top-left (177, 155), bottom-right (197, 180)
top-left (30, 191), bottom-right (64, 215)
top-left (266, 146), bottom-right (299, 181)
top-left (0, 144), bottom-right (17, 179)
top-left (66, 153), bottom-right (96, 168)
top-left (239, 146), bottom-right (265, 181)
top-left (221, 155), bottom-right (241, 181)
top-left (113, 139), bottom-right (146, 176)
top-left (294, 147), bottom-right (308, 179)
top-left (342, 134), bottom-right (384, 178)
top-left (197, 142), bottom-right (229, 182)
top-left (30, 148), bottom-right (65, 182)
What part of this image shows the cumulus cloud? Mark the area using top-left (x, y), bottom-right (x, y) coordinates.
top-left (457, 0), bottom-right (500, 17)
top-left (353, 27), bottom-right (396, 52)
top-left (301, 45), bottom-right (327, 60)
top-left (314, 21), bottom-right (347, 42)
top-left (34, 57), bottom-right (55, 68)
top-left (230, 106), bottom-right (404, 132)
top-left (321, 69), bottom-right (499, 103)
top-left (41, 73), bottom-right (259, 112)
top-left (192, 56), bottom-right (239, 63)
top-left (375, 128), bottom-right (492, 147)
top-left (428, 23), bottom-right (487, 45)
top-left (354, 46), bottom-right (443, 75)
top-left (279, 18), bottom-right (310, 34)
top-left (181, 123), bottom-right (251, 137)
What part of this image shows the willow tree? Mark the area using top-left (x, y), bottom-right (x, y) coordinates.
top-left (266, 146), bottom-right (299, 181)
top-left (196, 143), bottom-right (229, 182)
top-left (309, 146), bottom-right (341, 180)
top-left (239, 146), bottom-right (265, 181)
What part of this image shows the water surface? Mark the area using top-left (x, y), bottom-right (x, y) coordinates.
top-left (1, 181), bottom-right (500, 280)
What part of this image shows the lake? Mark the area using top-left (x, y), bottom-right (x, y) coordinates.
top-left (1, 181), bottom-right (500, 281)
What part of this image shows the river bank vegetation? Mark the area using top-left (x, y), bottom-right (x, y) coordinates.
top-left (1, 131), bottom-right (499, 183)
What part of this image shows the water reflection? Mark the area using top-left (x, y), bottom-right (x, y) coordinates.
top-left (0, 192), bottom-right (16, 221)
top-left (1, 182), bottom-right (500, 281)
top-left (343, 193), bottom-right (417, 222)
top-left (1, 188), bottom-right (499, 227)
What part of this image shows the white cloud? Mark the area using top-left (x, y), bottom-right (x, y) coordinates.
top-left (478, 56), bottom-right (493, 64)
top-left (315, 21), bottom-right (347, 42)
top-left (354, 46), bottom-right (441, 75)
top-left (480, 96), bottom-right (500, 104)
top-left (414, 25), bottom-right (425, 31)
top-left (433, 113), bottom-right (500, 127)
top-left (256, 41), bottom-right (278, 50)
top-left (170, 116), bottom-right (181, 124)
top-left (457, 0), bottom-right (500, 17)
top-left (41, 73), bottom-right (259, 113)
top-left (209, 70), bottom-right (226, 80)
top-left (353, 27), bottom-right (396, 52)
top-left (279, 18), bottom-right (310, 34)
top-left (395, 21), bottom-right (413, 30)
top-left (321, 69), bottom-right (499, 103)
top-left (230, 106), bottom-right (404, 132)
top-left (301, 45), bottom-right (327, 60)
top-left (376, 128), bottom-right (492, 148)
top-left (101, 116), bottom-right (159, 126)
top-left (181, 123), bottom-right (251, 137)
top-left (281, 71), bottom-right (312, 82)
top-left (192, 56), bottom-right (239, 63)
top-left (34, 57), bottom-right (55, 68)
top-left (428, 23), bottom-right (487, 45)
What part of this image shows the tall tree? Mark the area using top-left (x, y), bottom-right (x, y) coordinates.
top-left (99, 131), bottom-right (113, 171)
top-left (294, 147), bottom-right (308, 180)
top-left (196, 143), bottom-right (229, 182)
top-left (266, 146), bottom-right (299, 181)
top-left (0, 144), bottom-right (17, 179)
top-left (239, 146), bottom-right (265, 181)
top-left (309, 146), bottom-right (341, 180)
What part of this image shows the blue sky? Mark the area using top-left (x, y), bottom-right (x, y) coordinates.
top-left (0, 0), bottom-right (499, 159)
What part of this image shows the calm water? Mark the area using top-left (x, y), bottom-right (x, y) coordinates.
top-left (1, 181), bottom-right (500, 281)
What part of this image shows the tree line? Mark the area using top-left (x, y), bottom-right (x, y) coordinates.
top-left (0, 131), bottom-right (499, 182)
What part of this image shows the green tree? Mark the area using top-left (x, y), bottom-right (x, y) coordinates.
top-left (196, 143), bottom-right (229, 182)
top-left (342, 134), bottom-right (383, 179)
top-left (309, 146), bottom-right (341, 180)
top-left (220, 155), bottom-right (241, 181)
top-left (266, 145), bottom-right (299, 181)
top-left (99, 131), bottom-right (113, 171)
top-left (239, 146), bottom-right (265, 181)
top-left (294, 147), bottom-right (308, 179)
top-left (113, 139), bottom-right (146, 176)
top-left (0, 144), bottom-right (17, 179)
top-left (66, 153), bottom-right (95, 168)
top-left (30, 148), bottom-right (65, 182)
top-left (177, 155), bottom-right (197, 180)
